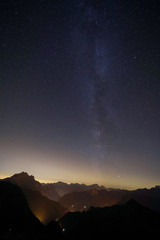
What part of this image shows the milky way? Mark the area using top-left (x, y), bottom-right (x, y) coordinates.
top-left (1, 0), bottom-right (160, 188)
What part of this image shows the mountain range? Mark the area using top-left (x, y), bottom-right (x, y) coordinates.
top-left (59, 186), bottom-right (160, 213)
top-left (4, 172), bottom-right (107, 201)
top-left (1, 172), bottom-right (160, 239)
top-left (2, 172), bottom-right (160, 221)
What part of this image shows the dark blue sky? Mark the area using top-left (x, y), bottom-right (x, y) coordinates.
top-left (1, 0), bottom-right (160, 188)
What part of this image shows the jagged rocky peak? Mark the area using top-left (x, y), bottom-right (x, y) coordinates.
top-left (12, 171), bottom-right (34, 180)
top-left (6, 171), bottom-right (41, 191)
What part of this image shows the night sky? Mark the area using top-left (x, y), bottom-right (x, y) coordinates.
top-left (1, 0), bottom-right (160, 189)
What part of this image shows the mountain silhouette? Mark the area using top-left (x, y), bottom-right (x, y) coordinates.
top-left (0, 181), bottom-right (64, 239)
top-left (4, 172), bottom-right (106, 201)
top-left (4, 171), bottom-right (41, 191)
top-left (0, 181), bottom-right (43, 239)
top-left (59, 199), bottom-right (160, 240)
top-left (52, 181), bottom-right (106, 198)
top-left (4, 172), bottom-right (68, 224)
top-left (3, 172), bottom-right (160, 221)
top-left (1, 173), bottom-right (160, 240)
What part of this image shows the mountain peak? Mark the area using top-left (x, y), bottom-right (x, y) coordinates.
top-left (12, 171), bottom-right (34, 178)
top-left (6, 171), bottom-right (41, 191)
top-left (125, 198), bottom-right (142, 207)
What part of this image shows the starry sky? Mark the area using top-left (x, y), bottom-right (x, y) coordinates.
top-left (1, 0), bottom-right (160, 189)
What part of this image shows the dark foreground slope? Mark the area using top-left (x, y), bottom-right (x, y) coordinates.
top-left (59, 199), bottom-right (160, 240)
top-left (0, 181), bottom-right (62, 240)
top-left (23, 188), bottom-right (67, 224)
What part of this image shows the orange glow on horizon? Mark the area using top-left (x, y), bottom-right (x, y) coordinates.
top-left (0, 174), bottom-right (10, 179)
top-left (0, 170), bottom-right (159, 191)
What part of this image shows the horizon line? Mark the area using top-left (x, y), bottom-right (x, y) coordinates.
top-left (0, 171), bottom-right (159, 191)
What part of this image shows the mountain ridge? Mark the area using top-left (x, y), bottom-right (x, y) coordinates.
top-left (59, 198), bottom-right (160, 240)
top-left (3, 172), bottom-right (110, 200)
top-left (2, 172), bottom-right (160, 214)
